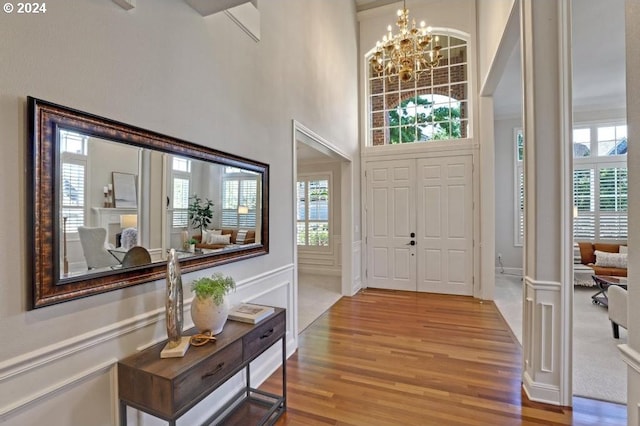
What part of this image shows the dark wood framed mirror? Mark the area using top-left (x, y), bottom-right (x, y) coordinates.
top-left (28, 97), bottom-right (269, 309)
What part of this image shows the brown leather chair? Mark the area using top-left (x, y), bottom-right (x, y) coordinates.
top-left (121, 246), bottom-right (151, 268)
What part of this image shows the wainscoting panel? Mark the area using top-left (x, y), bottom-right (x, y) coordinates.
top-left (298, 234), bottom-right (342, 276)
top-left (0, 264), bottom-right (295, 426)
top-left (522, 276), bottom-right (562, 405)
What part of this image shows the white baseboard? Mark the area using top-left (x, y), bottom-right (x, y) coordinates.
top-left (522, 371), bottom-right (561, 405)
top-left (298, 266), bottom-right (341, 276)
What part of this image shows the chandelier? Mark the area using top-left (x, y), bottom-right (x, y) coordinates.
top-left (370, 1), bottom-right (442, 83)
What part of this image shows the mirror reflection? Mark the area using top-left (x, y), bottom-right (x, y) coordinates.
top-left (59, 133), bottom-right (262, 279)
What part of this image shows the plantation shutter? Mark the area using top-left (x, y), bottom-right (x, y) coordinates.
top-left (573, 168), bottom-right (595, 240)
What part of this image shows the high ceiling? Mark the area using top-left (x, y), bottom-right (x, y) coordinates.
top-left (357, 0), bottom-right (627, 119)
top-left (493, 0), bottom-right (626, 118)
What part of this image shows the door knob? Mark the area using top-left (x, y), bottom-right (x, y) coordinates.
top-left (410, 232), bottom-right (415, 238)
top-left (406, 241), bottom-right (415, 246)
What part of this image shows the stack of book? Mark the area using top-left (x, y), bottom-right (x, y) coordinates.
top-left (228, 303), bottom-right (275, 324)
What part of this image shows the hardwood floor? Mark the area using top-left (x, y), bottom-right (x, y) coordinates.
top-left (261, 289), bottom-right (626, 425)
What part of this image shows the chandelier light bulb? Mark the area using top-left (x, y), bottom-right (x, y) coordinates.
top-left (420, 21), bottom-right (426, 28)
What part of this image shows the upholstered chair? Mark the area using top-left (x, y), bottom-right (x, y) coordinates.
top-left (608, 285), bottom-right (628, 339)
top-left (77, 226), bottom-right (120, 269)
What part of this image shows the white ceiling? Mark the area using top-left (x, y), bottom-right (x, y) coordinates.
top-left (493, 0), bottom-right (626, 118)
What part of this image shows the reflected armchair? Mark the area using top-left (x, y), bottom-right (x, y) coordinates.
top-left (77, 226), bottom-right (120, 270)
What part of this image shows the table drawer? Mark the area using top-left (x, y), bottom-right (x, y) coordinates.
top-left (172, 340), bottom-right (243, 414)
top-left (243, 312), bottom-right (285, 361)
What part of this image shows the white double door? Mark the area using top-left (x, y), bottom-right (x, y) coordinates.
top-left (366, 156), bottom-right (473, 295)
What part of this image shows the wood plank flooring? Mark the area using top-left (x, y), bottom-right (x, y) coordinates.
top-left (261, 289), bottom-right (626, 425)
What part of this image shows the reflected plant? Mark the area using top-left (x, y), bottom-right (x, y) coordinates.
top-left (188, 195), bottom-right (214, 233)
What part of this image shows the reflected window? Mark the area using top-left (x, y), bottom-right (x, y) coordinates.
top-left (171, 157), bottom-right (191, 228)
top-left (297, 175), bottom-right (330, 247)
top-left (222, 169), bottom-right (258, 228)
top-left (60, 130), bottom-right (87, 233)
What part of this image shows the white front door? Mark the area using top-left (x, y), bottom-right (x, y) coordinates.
top-left (416, 156), bottom-right (473, 295)
top-left (366, 155), bottom-right (473, 295)
top-left (366, 160), bottom-right (416, 291)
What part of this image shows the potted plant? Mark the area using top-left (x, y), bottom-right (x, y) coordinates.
top-left (190, 273), bottom-right (236, 334)
top-left (185, 238), bottom-right (198, 253)
top-left (188, 195), bottom-right (214, 235)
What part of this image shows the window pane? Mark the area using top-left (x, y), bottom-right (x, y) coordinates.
top-left (296, 222), bottom-right (306, 245)
top-left (599, 168), bottom-right (627, 212)
top-left (173, 178), bottom-right (189, 208)
top-left (368, 35), bottom-right (467, 145)
top-left (297, 181), bottom-right (306, 221)
top-left (597, 126), bottom-right (627, 156)
top-left (308, 180), bottom-right (329, 221)
top-left (573, 169), bottom-right (594, 212)
top-left (308, 222), bottom-right (329, 246)
top-left (60, 130), bottom-right (87, 155)
top-left (172, 157), bottom-right (190, 172)
top-left (223, 180), bottom-right (239, 209)
top-left (516, 130), bottom-right (524, 162)
top-left (62, 163), bottom-right (85, 207)
top-left (172, 210), bottom-right (188, 228)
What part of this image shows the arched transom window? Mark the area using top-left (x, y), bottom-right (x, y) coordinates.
top-left (368, 33), bottom-right (468, 145)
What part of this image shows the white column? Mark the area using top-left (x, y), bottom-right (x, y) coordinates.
top-left (621, 1), bottom-right (640, 424)
top-left (520, 0), bottom-right (573, 406)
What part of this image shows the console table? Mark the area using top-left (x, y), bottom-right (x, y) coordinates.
top-left (117, 308), bottom-right (286, 425)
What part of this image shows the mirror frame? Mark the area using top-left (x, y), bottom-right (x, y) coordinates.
top-left (27, 97), bottom-right (269, 309)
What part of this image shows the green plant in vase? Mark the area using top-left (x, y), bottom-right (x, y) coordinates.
top-left (190, 273), bottom-right (236, 334)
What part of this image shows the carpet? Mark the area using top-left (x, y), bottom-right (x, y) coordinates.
top-left (494, 273), bottom-right (626, 404)
top-left (298, 273), bottom-right (342, 332)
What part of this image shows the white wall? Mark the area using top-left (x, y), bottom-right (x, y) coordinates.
top-left (494, 117), bottom-right (523, 271)
top-left (476, 0), bottom-right (517, 85)
top-left (623, 1), bottom-right (640, 423)
top-left (0, 0), bottom-right (358, 424)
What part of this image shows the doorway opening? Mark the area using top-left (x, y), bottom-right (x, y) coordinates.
top-left (292, 121), bottom-right (354, 334)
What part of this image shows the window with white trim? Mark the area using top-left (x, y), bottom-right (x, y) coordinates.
top-left (171, 157), bottom-right (191, 228)
top-left (297, 175), bottom-right (330, 247)
top-left (60, 130), bottom-right (87, 234)
top-left (573, 124), bottom-right (627, 241)
top-left (514, 123), bottom-right (627, 244)
top-left (221, 168), bottom-right (258, 228)
top-left (514, 129), bottom-right (524, 246)
top-left (367, 33), bottom-right (469, 145)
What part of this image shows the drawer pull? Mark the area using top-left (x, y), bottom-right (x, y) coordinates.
top-left (202, 362), bottom-right (224, 379)
top-left (260, 329), bottom-right (274, 339)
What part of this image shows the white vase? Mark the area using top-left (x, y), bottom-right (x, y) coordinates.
top-left (190, 296), bottom-right (229, 334)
